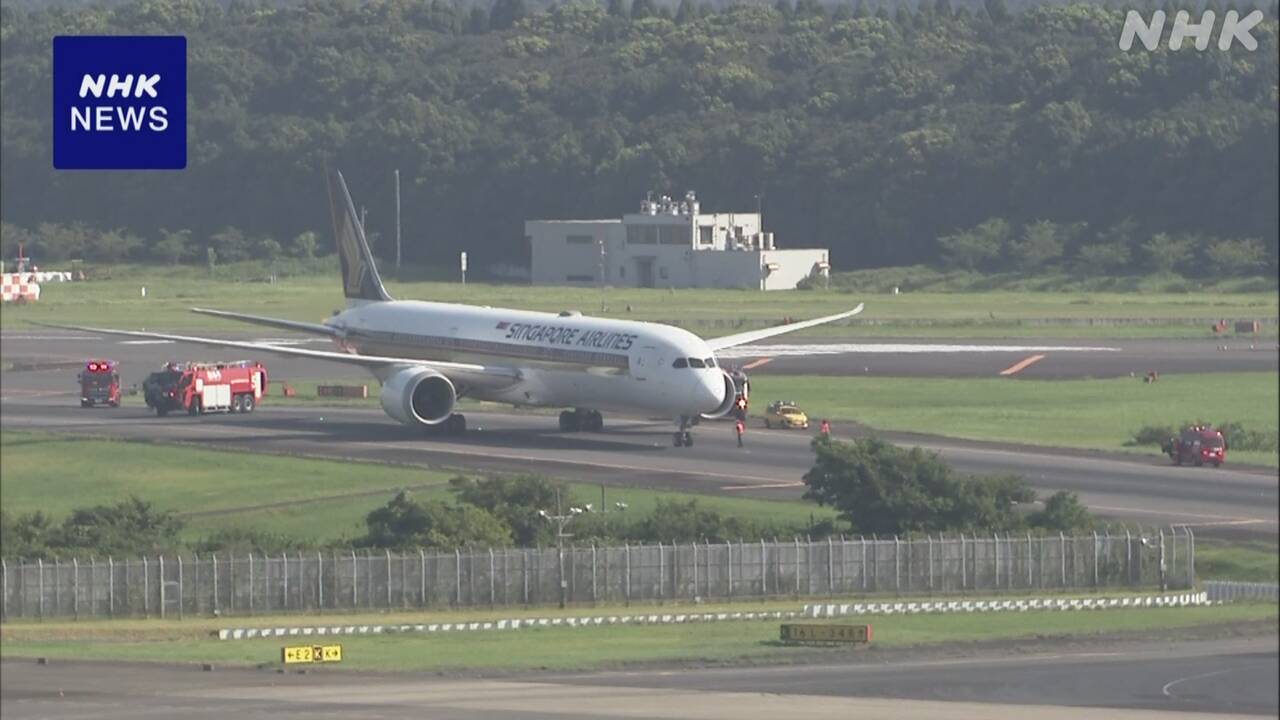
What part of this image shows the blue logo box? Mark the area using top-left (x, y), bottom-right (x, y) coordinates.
top-left (52, 36), bottom-right (186, 170)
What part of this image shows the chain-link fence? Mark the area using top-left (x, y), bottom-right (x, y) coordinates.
top-left (1205, 580), bottom-right (1278, 603)
top-left (0, 528), bottom-right (1194, 621)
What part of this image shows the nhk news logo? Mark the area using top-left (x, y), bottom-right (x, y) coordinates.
top-left (1119, 9), bottom-right (1265, 51)
top-left (52, 36), bottom-right (187, 169)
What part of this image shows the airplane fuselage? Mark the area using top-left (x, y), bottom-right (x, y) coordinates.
top-left (329, 300), bottom-right (727, 416)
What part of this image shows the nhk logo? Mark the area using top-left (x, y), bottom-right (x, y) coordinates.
top-left (1118, 9), bottom-right (1264, 51)
top-left (52, 36), bottom-right (186, 169)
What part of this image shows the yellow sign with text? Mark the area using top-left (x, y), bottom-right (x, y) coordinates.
top-left (779, 624), bottom-right (872, 644)
top-left (281, 644), bottom-right (343, 664)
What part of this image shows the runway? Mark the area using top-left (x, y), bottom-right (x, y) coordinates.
top-left (2, 329), bottom-right (1276, 538)
top-left (3, 330), bottom-right (1276, 381)
top-left (2, 398), bottom-right (1275, 538)
top-left (1, 636), bottom-right (1275, 719)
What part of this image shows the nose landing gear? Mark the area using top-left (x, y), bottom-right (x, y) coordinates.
top-left (673, 416), bottom-right (694, 447)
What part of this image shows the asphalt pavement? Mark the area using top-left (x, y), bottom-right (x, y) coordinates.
top-left (1, 636), bottom-right (1274, 719)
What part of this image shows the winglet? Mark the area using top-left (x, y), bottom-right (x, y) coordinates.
top-left (706, 303), bottom-right (864, 351)
top-left (326, 167), bottom-right (393, 303)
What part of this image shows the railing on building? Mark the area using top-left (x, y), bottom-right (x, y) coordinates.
top-left (0, 529), bottom-right (1195, 621)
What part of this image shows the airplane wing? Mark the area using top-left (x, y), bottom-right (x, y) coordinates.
top-left (190, 308), bottom-right (341, 337)
top-left (705, 303), bottom-right (864, 351)
top-left (32, 322), bottom-right (521, 390)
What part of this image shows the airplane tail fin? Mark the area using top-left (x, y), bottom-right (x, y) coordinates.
top-left (326, 167), bottom-right (393, 303)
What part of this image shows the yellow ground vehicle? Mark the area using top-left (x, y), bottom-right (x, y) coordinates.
top-left (764, 400), bottom-right (809, 429)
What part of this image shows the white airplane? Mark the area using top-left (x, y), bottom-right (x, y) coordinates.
top-left (47, 170), bottom-right (863, 447)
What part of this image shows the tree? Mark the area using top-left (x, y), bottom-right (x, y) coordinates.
top-left (255, 236), bottom-right (283, 261)
top-left (290, 231), bottom-right (319, 258)
top-left (363, 491), bottom-right (512, 549)
top-left (152, 229), bottom-right (191, 265)
top-left (630, 0), bottom-right (657, 20)
top-left (90, 229), bottom-right (143, 263)
top-left (675, 0), bottom-right (696, 23)
top-left (983, 0), bottom-right (1009, 23)
top-left (937, 217), bottom-right (1008, 271)
top-left (607, 0), bottom-right (629, 17)
top-left (1142, 232), bottom-right (1195, 275)
top-left (490, 0), bottom-right (527, 30)
top-left (1027, 491), bottom-right (1094, 531)
top-left (449, 474), bottom-right (563, 546)
top-left (633, 498), bottom-right (752, 542)
top-left (1207, 238), bottom-right (1269, 277)
top-left (208, 226), bottom-right (251, 263)
top-left (1075, 242), bottom-right (1131, 274)
top-left (465, 6), bottom-right (490, 33)
top-left (53, 497), bottom-right (185, 558)
top-left (1008, 220), bottom-right (1064, 272)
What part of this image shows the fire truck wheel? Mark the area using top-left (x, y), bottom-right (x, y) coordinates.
top-left (189, 399), bottom-right (202, 416)
top-left (242, 395), bottom-right (255, 413)
top-left (81, 400), bottom-right (90, 408)
top-left (156, 406), bottom-right (168, 417)
top-left (232, 395), bottom-right (244, 413)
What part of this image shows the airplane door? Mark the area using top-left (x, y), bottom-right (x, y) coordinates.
top-left (632, 345), bottom-right (658, 382)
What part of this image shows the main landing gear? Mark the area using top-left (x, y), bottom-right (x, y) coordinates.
top-left (559, 408), bottom-right (604, 432)
top-left (673, 415), bottom-right (694, 447)
top-left (428, 413), bottom-right (467, 435)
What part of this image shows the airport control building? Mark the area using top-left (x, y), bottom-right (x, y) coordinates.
top-left (525, 192), bottom-right (830, 290)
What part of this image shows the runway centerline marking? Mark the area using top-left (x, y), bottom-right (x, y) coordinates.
top-left (741, 357), bottom-right (773, 371)
top-left (1162, 667), bottom-right (1234, 699)
top-left (999, 354), bottom-right (1046, 376)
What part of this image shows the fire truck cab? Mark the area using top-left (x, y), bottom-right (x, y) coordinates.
top-left (143, 360), bottom-right (267, 417)
top-left (78, 360), bottom-right (120, 408)
top-left (1162, 425), bottom-right (1227, 467)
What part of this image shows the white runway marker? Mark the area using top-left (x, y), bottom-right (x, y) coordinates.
top-left (717, 343), bottom-right (1120, 358)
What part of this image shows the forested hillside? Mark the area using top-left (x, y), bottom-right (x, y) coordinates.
top-left (1, 0), bottom-right (1276, 274)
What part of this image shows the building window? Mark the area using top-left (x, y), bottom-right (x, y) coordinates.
top-left (566, 274), bottom-right (594, 282)
top-left (659, 226), bottom-right (690, 245)
top-left (626, 225), bottom-right (658, 244)
top-left (566, 234), bottom-right (594, 245)
top-left (619, 265), bottom-right (626, 278)
top-left (699, 226), bottom-right (713, 245)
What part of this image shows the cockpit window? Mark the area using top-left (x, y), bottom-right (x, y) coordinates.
top-left (688, 358), bottom-right (706, 368)
top-left (704, 357), bottom-right (716, 368)
top-left (672, 358), bottom-right (688, 368)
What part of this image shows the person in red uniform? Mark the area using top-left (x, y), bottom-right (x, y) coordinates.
top-left (819, 419), bottom-right (831, 436)
top-left (735, 418), bottom-right (745, 447)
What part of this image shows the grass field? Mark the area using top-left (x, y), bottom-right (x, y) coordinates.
top-left (1195, 539), bottom-right (1280, 582)
top-left (748, 372), bottom-right (1280, 467)
top-left (0, 431), bottom-right (838, 543)
top-left (3, 268), bottom-right (1275, 338)
top-left (1, 603), bottom-right (1273, 671)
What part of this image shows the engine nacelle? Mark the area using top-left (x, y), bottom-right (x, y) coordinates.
top-left (379, 367), bottom-right (456, 426)
top-left (699, 369), bottom-right (740, 420)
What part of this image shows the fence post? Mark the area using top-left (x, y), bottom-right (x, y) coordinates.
top-left (1, 559), bottom-right (6, 622)
top-left (726, 542), bottom-right (733, 598)
top-left (177, 556), bottom-right (184, 620)
top-left (991, 534), bottom-right (998, 591)
top-left (417, 550), bottom-right (425, 608)
top-left (1186, 526), bottom-right (1195, 587)
top-left (72, 558), bottom-right (79, 620)
top-left (827, 537), bottom-right (835, 595)
top-left (1091, 532), bottom-right (1099, 587)
top-left (38, 558), bottom-right (45, 619)
top-left (959, 534), bottom-right (966, 590)
top-left (1159, 529), bottom-right (1167, 592)
top-left (142, 556), bottom-right (148, 616)
top-left (90, 557), bottom-right (97, 619)
top-left (1168, 525), bottom-right (1177, 584)
top-left (692, 543), bottom-right (698, 599)
top-left (351, 550), bottom-right (357, 608)
top-left (623, 544), bottom-right (631, 604)
top-left (248, 554), bottom-right (255, 614)
top-left (1060, 532), bottom-right (1067, 587)
top-left (191, 553), bottom-right (199, 616)
top-left (1027, 532), bottom-right (1033, 588)
top-left (492, 549), bottom-right (498, 606)
top-left (523, 549), bottom-right (531, 605)
top-left (927, 536), bottom-right (934, 592)
top-left (158, 556), bottom-right (165, 619)
top-left (1124, 529), bottom-right (1133, 586)
top-left (53, 559), bottom-right (60, 617)
top-left (213, 554), bottom-right (220, 615)
top-left (896, 535), bottom-right (906, 591)
top-left (455, 548), bottom-right (463, 606)
top-left (760, 539), bottom-right (767, 595)
top-left (280, 553), bottom-right (287, 611)
top-left (589, 545), bottom-right (596, 603)
top-left (861, 537), bottom-right (867, 591)
top-left (383, 550), bottom-right (391, 609)
top-left (660, 540), bottom-right (670, 597)
top-left (317, 552), bottom-right (324, 610)
top-left (793, 537), bottom-right (801, 595)
top-left (107, 558), bottom-right (114, 618)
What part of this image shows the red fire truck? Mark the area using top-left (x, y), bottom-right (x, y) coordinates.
top-left (1162, 425), bottom-right (1228, 467)
top-left (78, 360), bottom-right (121, 408)
top-left (142, 360), bottom-right (268, 417)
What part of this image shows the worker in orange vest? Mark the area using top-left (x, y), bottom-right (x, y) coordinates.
top-left (735, 418), bottom-right (745, 447)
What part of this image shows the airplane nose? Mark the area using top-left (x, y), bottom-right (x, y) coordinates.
top-left (693, 372), bottom-right (724, 412)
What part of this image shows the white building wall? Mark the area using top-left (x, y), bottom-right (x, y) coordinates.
top-left (761, 249), bottom-right (829, 290)
top-left (526, 220), bottom-right (619, 285)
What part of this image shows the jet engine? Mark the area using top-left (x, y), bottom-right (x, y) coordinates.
top-left (698, 369), bottom-right (740, 420)
top-left (379, 367), bottom-right (456, 426)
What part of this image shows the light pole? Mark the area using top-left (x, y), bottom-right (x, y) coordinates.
top-left (538, 489), bottom-right (592, 609)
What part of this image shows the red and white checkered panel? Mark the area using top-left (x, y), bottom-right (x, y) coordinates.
top-left (1, 273), bottom-right (41, 302)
